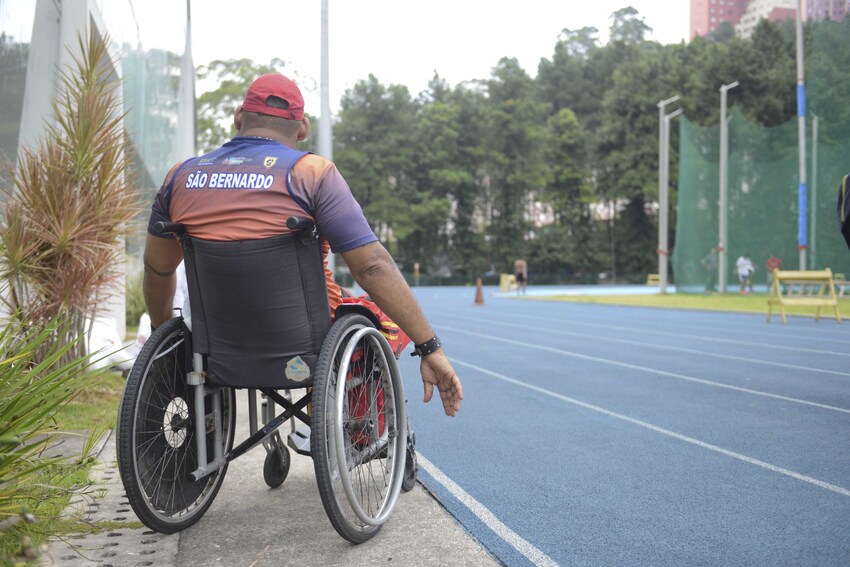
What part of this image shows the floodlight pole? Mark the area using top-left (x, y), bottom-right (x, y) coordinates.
top-left (657, 95), bottom-right (679, 294)
top-left (795, 0), bottom-right (808, 270)
top-left (811, 114), bottom-right (818, 269)
top-left (319, 0), bottom-right (332, 161)
top-left (718, 81), bottom-right (738, 294)
top-left (319, 0), bottom-right (334, 273)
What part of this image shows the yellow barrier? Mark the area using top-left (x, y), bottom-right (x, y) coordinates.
top-left (767, 268), bottom-right (841, 324)
top-left (833, 272), bottom-right (850, 297)
top-left (499, 273), bottom-right (517, 293)
top-left (646, 274), bottom-right (660, 286)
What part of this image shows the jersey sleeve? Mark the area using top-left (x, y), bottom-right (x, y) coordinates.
top-left (291, 156), bottom-right (377, 253)
top-left (146, 161), bottom-right (186, 238)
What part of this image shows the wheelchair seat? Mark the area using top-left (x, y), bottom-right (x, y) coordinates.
top-left (182, 230), bottom-right (331, 389)
top-left (118, 218), bottom-right (416, 544)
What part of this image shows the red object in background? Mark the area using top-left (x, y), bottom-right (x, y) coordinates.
top-left (339, 293), bottom-right (403, 446)
top-left (766, 256), bottom-right (782, 273)
top-left (345, 327), bottom-right (386, 447)
top-left (339, 294), bottom-right (411, 358)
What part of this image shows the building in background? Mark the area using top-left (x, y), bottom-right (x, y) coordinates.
top-left (690, 0), bottom-right (752, 39)
top-left (806, 0), bottom-right (848, 21)
top-left (0, 0), bottom-right (196, 334)
top-left (690, 0), bottom-right (848, 39)
top-left (736, 0), bottom-right (797, 37)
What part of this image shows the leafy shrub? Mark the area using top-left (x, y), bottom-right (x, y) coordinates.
top-left (0, 315), bottom-right (105, 564)
top-left (125, 270), bottom-right (146, 328)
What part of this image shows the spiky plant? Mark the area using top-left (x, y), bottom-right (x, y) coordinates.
top-left (0, 313), bottom-right (106, 564)
top-left (0, 30), bottom-right (140, 361)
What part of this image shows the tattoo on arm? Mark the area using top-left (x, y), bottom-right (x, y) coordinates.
top-left (144, 259), bottom-right (176, 277)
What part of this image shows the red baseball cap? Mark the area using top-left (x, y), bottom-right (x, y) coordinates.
top-left (242, 73), bottom-right (304, 120)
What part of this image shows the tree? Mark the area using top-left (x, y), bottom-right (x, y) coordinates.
top-left (196, 58), bottom-right (298, 152)
top-left (545, 108), bottom-right (590, 225)
top-left (332, 75), bottom-right (417, 255)
top-left (609, 6), bottom-right (653, 45)
top-left (484, 58), bottom-right (550, 270)
top-left (537, 27), bottom-right (604, 119)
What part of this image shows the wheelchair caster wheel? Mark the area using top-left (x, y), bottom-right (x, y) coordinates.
top-left (263, 444), bottom-right (290, 488)
top-left (402, 432), bottom-right (417, 492)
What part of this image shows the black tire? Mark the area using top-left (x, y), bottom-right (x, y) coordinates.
top-left (263, 443), bottom-right (290, 488)
top-left (401, 430), bottom-right (418, 492)
top-left (117, 318), bottom-right (236, 533)
top-left (311, 314), bottom-right (407, 543)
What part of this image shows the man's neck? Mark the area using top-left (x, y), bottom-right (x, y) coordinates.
top-left (237, 128), bottom-right (296, 148)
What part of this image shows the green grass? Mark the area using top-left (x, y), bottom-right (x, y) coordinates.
top-left (54, 371), bottom-right (125, 430)
top-left (1, 372), bottom-right (126, 565)
top-left (525, 291), bottom-right (848, 320)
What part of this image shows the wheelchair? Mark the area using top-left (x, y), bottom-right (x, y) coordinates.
top-left (117, 217), bottom-right (418, 544)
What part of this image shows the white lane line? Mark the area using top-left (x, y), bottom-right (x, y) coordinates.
top-left (436, 312), bottom-right (850, 378)
top-left (482, 310), bottom-right (850, 358)
top-left (451, 358), bottom-right (850, 499)
top-left (512, 308), bottom-right (850, 346)
top-left (438, 325), bottom-right (850, 415)
top-left (417, 454), bottom-right (560, 567)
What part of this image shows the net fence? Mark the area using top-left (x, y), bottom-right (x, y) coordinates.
top-left (672, 20), bottom-right (850, 292)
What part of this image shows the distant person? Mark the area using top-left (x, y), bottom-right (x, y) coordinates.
top-left (765, 254), bottom-right (782, 289)
top-left (838, 171), bottom-right (850, 250)
top-left (735, 253), bottom-right (755, 294)
top-left (700, 247), bottom-right (718, 293)
top-left (513, 258), bottom-right (528, 295)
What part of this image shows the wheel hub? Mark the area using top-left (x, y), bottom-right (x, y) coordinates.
top-left (163, 397), bottom-right (190, 448)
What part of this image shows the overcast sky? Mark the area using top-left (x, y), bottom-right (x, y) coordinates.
top-left (192, 1), bottom-right (688, 114)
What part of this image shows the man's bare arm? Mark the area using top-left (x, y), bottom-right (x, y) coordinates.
top-left (341, 241), bottom-right (462, 416)
top-left (142, 234), bottom-right (183, 327)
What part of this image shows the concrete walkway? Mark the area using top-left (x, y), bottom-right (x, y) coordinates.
top-left (43, 391), bottom-right (500, 567)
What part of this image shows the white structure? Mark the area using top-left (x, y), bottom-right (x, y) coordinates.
top-left (1, 0), bottom-right (195, 336)
top-left (736, 0), bottom-right (798, 37)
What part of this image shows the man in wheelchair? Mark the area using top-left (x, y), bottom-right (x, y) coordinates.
top-left (144, 72), bottom-right (462, 415)
top-left (123, 73), bottom-right (462, 542)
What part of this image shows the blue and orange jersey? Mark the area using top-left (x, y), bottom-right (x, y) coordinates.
top-left (147, 136), bottom-right (378, 313)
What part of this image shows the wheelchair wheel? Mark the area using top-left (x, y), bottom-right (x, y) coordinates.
top-left (117, 318), bottom-right (236, 534)
top-left (311, 314), bottom-right (408, 544)
top-left (402, 430), bottom-right (418, 492)
top-left (263, 438), bottom-right (290, 488)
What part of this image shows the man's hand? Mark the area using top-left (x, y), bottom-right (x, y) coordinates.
top-left (420, 350), bottom-right (463, 417)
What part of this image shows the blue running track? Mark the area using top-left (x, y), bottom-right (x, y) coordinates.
top-left (398, 286), bottom-right (850, 567)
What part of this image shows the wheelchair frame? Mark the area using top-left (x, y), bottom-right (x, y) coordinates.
top-left (117, 220), bottom-right (417, 544)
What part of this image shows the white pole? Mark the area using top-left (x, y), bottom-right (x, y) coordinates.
top-left (718, 81), bottom-right (738, 294)
top-left (657, 95), bottom-right (679, 294)
top-left (811, 114), bottom-right (818, 269)
top-left (796, 0), bottom-right (808, 270)
top-left (319, 0), bottom-right (332, 161)
top-left (319, 0), bottom-right (335, 275)
top-left (661, 108), bottom-right (683, 294)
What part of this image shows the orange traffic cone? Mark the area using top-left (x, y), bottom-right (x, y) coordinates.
top-left (474, 277), bottom-right (484, 305)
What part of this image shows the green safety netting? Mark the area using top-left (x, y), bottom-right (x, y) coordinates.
top-left (672, 19), bottom-right (850, 292)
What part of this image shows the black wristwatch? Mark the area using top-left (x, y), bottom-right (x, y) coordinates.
top-left (410, 335), bottom-right (442, 357)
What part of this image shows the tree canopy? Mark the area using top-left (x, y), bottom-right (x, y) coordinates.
top-left (194, 13), bottom-right (849, 283)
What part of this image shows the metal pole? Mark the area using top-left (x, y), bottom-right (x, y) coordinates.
top-left (796, 0), bottom-right (808, 270)
top-left (319, 0), bottom-right (335, 274)
top-left (811, 114), bottom-right (818, 269)
top-left (319, 0), bottom-right (332, 160)
top-left (661, 108), bottom-right (683, 294)
top-left (718, 81), bottom-right (739, 294)
top-left (657, 96), bottom-right (679, 294)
